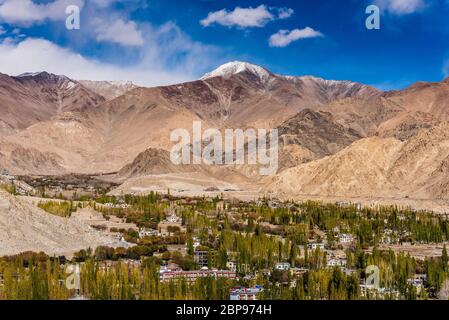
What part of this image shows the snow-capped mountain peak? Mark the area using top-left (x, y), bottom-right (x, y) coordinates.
top-left (201, 61), bottom-right (272, 82)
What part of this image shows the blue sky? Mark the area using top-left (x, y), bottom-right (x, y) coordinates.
top-left (0, 0), bottom-right (447, 89)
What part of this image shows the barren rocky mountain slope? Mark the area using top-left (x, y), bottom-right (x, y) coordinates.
top-left (0, 137), bottom-right (64, 175)
top-left (265, 137), bottom-right (404, 198)
top-left (0, 72), bottom-right (104, 134)
top-left (278, 108), bottom-right (363, 158)
top-left (1, 62), bottom-right (449, 201)
top-left (0, 190), bottom-right (119, 257)
top-left (0, 62), bottom-right (381, 175)
top-left (265, 122), bottom-right (449, 200)
top-left (116, 148), bottom-right (199, 180)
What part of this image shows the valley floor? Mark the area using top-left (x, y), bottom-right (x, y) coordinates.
top-left (111, 174), bottom-right (449, 214)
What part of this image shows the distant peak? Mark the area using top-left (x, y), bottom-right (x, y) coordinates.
top-left (80, 79), bottom-right (136, 86)
top-left (16, 71), bottom-right (70, 81)
top-left (201, 61), bottom-right (272, 82)
top-left (17, 71), bottom-right (49, 78)
top-left (14, 72), bottom-right (81, 91)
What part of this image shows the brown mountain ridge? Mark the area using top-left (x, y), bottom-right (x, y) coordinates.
top-left (1, 61), bottom-right (449, 203)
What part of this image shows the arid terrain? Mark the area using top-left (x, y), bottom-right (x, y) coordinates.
top-left (1, 61), bottom-right (449, 211)
top-left (0, 190), bottom-right (124, 257)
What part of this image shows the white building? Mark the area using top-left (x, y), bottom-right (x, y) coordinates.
top-left (308, 243), bottom-right (325, 250)
top-left (230, 286), bottom-right (263, 301)
top-left (327, 258), bottom-right (347, 268)
top-left (166, 214), bottom-right (181, 223)
top-left (226, 261), bottom-right (237, 272)
top-left (341, 268), bottom-right (357, 276)
top-left (192, 236), bottom-right (200, 248)
top-left (407, 274), bottom-right (426, 290)
top-left (338, 233), bottom-right (354, 244)
top-left (360, 284), bottom-right (400, 299)
top-left (160, 263), bottom-right (182, 273)
top-left (139, 228), bottom-right (159, 238)
top-left (268, 200), bottom-right (281, 209)
top-left (160, 269), bottom-right (236, 282)
top-left (103, 202), bottom-right (129, 209)
top-left (275, 262), bottom-right (291, 271)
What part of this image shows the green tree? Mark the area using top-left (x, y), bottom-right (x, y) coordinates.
top-left (442, 245), bottom-right (448, 272)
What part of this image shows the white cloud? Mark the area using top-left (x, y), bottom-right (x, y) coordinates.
top-left (269, 27), bottom-right (323, 48)
top-left (0, 0), bottom-right (84, 25)
top-left (0, 22), bottom-right (219, 87)
top-left (277, 7), bottom-right (294, 19)
top-left (0, 2), bottom-right (222, 84)
top-left (93, 18), bottom-right (144, 46)
top-left (0, 37), bottom-right (189, 86)
top-left (139, 22), bottom-right (220, 77)
top-left (375, 0), bottom-right (426, 15)
top-left (200, 5), bottom-right (293, 28)
top-left (0, 0), bottom-right (146, 47)
top-left (91, 0), bottom-right (117, 8)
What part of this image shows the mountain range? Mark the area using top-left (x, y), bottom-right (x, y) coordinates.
top-left (1, 61), bottom-right (449, 203)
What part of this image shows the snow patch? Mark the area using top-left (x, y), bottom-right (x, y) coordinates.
top-left (65, 81), bottom-right (78, 90)
top-left (201, 61), bottom-right (272, 82)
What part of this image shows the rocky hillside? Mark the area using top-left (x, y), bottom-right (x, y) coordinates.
top-left (116, 148), bottom-right (200, 180)
top-left (265, 122), bottom-right (449, 200)
top-left (0, 190), bottom-right (119, 257)
top-left (0, 62), bottom-right (382, 175)
top-left (278, 108), bottom-right (363, 158)
top-left (2, 62), bottom-right (449, 203)
top-left (0, 72), bottom-right (104, 133)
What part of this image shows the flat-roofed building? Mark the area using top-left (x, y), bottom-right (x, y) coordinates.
top-left (160, 269), bottom-right (236, 282)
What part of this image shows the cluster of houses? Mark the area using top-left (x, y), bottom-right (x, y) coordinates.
top-left (136, 203), bottom-right (185, 239)
top-left (326, 257), bottom-right (347, 268)
top-left (336, 201), bottom-right (363, 211)
top-left (158, 213), bottom-right (185, 237)
top-left (141, 203), bottom-right (430, 299)
top-left (159, 263), bottom-right (237, 282)
top-left (338, 233), bottom-right (355, 244)
top-left (359, 283), bottom-right (400, 299)
top-left (307, 242), bottom-right (326, 250)
top-left (193, 250), bottom-right (215, 268)
top-left (379, 228), bottom-right (413, 245)
top-left (407, 274), bottom-right (426, 293)
top-left (138, 228), bottom-right (159, 238)
top-left (103, 201), bottom-right (130, 209)
top-left (229, 286), bottom-right (263, 300)
top-left (275, 262), bottom-right (291, 271)
top-left (358, 273), bottom-right (427, 299)
top-left (158, 261), bottom-right (264, 300)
